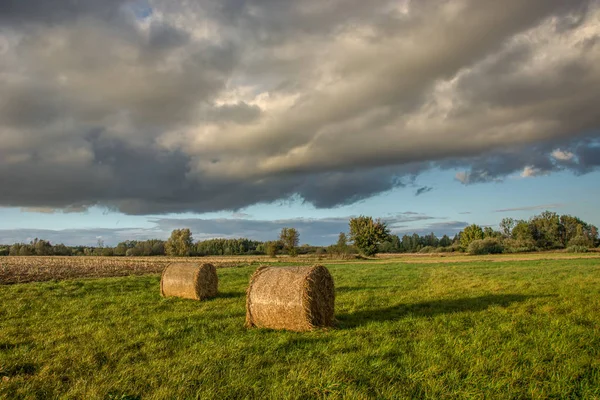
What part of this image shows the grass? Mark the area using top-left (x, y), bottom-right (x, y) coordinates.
top-left (1, 257), bottom-right (600, 399)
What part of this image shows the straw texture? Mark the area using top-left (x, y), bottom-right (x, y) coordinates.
top-left (245, 265), bottom-right (335, 331)
top-left (160, 263), bottom-right (218, 300)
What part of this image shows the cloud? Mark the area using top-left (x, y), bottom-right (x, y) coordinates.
top-left (392, 221), bottom-right (470, 237)
top-left (552, 149), bottom-right (575, 161)
top-left (0, 1), bottom-right (599, 214)
top-left (20, 205), bottom-right (89, 214)
top-left (231, 212), bottom-right (252, 219)
top-left (0, 212), bottom-right (447, 246)
top-left (415, 186), bottom-right (433, 196)
top-left (0, 227), bottom-right (161, 247)
top-left (520, 165), bottom-right (549, 178)
top-left (494, 203), bottom-right (566, 213)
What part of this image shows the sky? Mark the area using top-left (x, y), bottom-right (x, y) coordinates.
top-left (1, 0), bottom-right (600, 246)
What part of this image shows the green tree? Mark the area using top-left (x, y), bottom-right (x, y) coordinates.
top-left (265, 241), bottom-right (279, 258)
top-left (512, 220), bottom-right (534, 242)
top-left (279, 228), bottom-right (300, 257)
top-left (335, 232), bottom-right (349, 255)
top-left (439, 234), bottom-right (452, 247)
top-left (568, 225), bottom-right (593, 248)
top-left (499, 218), bottom-right (516, 238)
top-left (529, 211), bottom-right (563, 249)
top-left (349, 216), bottom-right (390, 256)
top-left (33, 239), bottom-right (53, 256)
top-left (165, 229), bottom-right (194, 257)
top-left (460, 224), bottom-right (484, 249)
top-left (9, 244), bottom-right (21, 256)
top-left (483, 227), bottom-right (497, 238)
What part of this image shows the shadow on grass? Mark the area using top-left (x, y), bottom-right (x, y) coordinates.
top-left (337, 286), bottom-right (403, 292)
top-left (0, 341), bottom-right (32, 351)
top-left (0, 363), bottom-right (38, 377)
top-left (337, 294), bottom-right (552, 328)
top-left (216, 291), bottom-right (245, 299)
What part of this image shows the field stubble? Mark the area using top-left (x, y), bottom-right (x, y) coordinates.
top-left (0, 256), bottom-right (271, 285)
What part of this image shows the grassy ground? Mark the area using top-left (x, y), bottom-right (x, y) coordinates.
top-left (1, 257), bottom-right (599, 399)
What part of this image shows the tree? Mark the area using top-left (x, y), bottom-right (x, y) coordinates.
top-left (529, 211), bottom-right (562, 249)
top-left (499, 218), bottom-right (516, 238)
top-left (32, 239), bottom-right (52, 256)
top-left (423, 232), bottom-right (439, 247)
top-left (335, 232), bottom-right (349, 255)
top-left (165, 229), bottom-right (193, 256)
top-left (349, 216), bottom-right (390, 256)
top-left (568, 224), bottom-right (593, 248)
top-left (460, 224), bottom-right (484, 249)
top-left (279, 228), bottom-right (300, 257)
top-left (265, 241), bottom-right (279, 258)
top-left (439, 235), bottom-right (452, 247)
top-left (9, 244), bottom-right (21, 256)
top-left (483, 226), bottom-right (498, 239)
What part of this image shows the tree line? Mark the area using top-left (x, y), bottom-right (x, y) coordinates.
top-left (1, 211), bottom-right (597, 257)
top-left (376, 211), bottom-right (598, 255)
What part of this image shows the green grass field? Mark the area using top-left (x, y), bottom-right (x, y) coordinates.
top-left (1, 257), bottom-right (600, 399)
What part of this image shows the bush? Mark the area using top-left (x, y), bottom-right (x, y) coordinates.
top-left (468, 238), bottom-right (504, 255)
top-left (568, 236), bottom-right (592, 248)
top-left (566, 245), bottom-right (588, 253)
top-left (501, 238), bottom-right (537, 254)
top-left (266, 241), bottom-right (279, 258)
top-left (418, 246), bottom-right (436, 253)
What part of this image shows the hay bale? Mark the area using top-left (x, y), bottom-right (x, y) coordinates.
top-left (160, 263), bottom-right (218, 300)
top-left (245, 265), bottom-right (335, 331)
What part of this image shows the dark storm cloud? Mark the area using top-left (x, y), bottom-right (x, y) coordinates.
top-left (0, 0), bottom-right (128, 25)
top-left (147, 21), bottom-right (189, 50)
top-left (1, 0), bottom-right (600, 214)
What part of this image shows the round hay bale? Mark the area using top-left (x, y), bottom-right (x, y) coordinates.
top-left (245, 265), bottom-right (335, 331)
top-left (160, 263), bottom-right (218, 300)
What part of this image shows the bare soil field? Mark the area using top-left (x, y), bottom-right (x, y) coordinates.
top-left (0, 256), bottom-right (270, 285)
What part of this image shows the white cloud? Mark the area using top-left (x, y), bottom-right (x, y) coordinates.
top-left (552, 149), bottom-right (575, 161)
top-left (521, 166), bottom-right (548, 178)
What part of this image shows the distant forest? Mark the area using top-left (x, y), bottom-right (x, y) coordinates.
top-left (1, 211), bottom-right (598, 257)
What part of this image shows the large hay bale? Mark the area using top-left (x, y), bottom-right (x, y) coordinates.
top-left (160, 263), bottom-right (218, 300)
top-left (245, 265), bottom-right (335, 331)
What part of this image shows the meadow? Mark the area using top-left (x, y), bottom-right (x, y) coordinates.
top-left (1, 254), bottom-right (600, 399)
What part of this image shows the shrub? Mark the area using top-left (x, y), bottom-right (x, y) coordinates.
top-left (266, 241), bottom-right (279, 258)
top-left (468, 238), bottom-right (504, 255)
top-left (502, 238), bottom-right (537, 254)
top-left (418, 246), bottom-right (436, 253)
top-left (567, 235), bottom-right (592, 248)
top-left (566, 245), bottom-right (588, 253)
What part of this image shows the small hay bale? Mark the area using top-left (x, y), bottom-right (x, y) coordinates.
top-left (160, 263), bottom-right (218, 300)
top-left (245, 265), bottom-right (335, 331)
